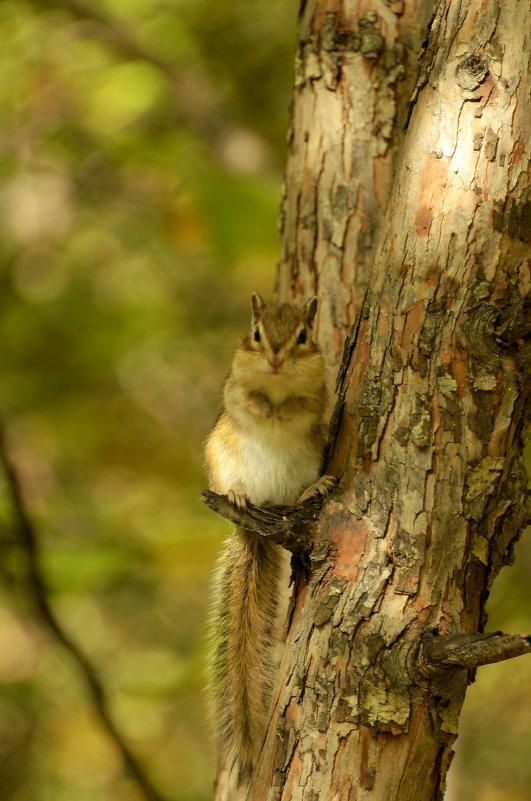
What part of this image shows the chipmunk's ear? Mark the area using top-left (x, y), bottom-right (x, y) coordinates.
top-left (304, 296), bottom-right (318, 328)
top-left (251, 292), bottom-right (264, 325)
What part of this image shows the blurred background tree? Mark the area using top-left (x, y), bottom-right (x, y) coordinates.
top-left (0, 2), bottom-right (528, 800)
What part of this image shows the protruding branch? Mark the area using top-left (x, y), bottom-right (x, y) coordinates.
top-left (201, 490), bottom-right (320, 553)
top-left (0, 423), bottom-right (168, 801)
top-left (421, 631), bottom-right (531, 671)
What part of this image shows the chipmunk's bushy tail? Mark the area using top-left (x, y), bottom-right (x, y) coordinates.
top-left (207, 527), bottom-right (283, 783)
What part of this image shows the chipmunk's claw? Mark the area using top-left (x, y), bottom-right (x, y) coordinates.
top-left (227, 488), bottom-right (250, 511)
top-left (297, 475), bottom-right (336, 504)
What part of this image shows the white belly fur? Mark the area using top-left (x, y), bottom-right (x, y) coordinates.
top-left (215, 418), bottom-right (321, 506)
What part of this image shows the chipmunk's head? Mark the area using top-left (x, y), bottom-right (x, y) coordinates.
top-left (234, 293), bottom-right (322, 386)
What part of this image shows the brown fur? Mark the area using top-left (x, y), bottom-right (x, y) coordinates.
top-left (205, 295), bottom-right (330, 784)
top-left (208, 529), bottom-right (282, 781)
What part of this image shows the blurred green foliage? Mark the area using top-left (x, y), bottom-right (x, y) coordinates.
top-left (0, 2), bottom-right (529, 801)
top-left (0, 1), bottom-right (296, 799)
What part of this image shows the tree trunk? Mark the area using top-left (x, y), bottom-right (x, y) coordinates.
top-left (248, 0), bottom-right (530, 798)
top-left (276, 0), bottom-right (435, 388)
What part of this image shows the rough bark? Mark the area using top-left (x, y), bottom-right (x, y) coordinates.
top-left (243, 0), bottom-right (530, 799)
top-left (276, 0), bottom-right (435, 390)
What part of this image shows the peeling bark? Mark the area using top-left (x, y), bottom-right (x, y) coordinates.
top-left (243, 0), bottom-right (531, 799)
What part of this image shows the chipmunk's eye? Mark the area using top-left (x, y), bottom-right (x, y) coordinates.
top-left (253, 328), bottom-right (261, 343)
top-left (297, 329), bottom-right (307, 345)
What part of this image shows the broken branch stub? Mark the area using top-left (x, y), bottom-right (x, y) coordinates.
top-left (201, 490), bottom-right (322, 553)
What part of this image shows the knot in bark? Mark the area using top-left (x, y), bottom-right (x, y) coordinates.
top-left (455, 54), bottom-right (489, 90)
top-left (462, 303), bottom-right (503, 367)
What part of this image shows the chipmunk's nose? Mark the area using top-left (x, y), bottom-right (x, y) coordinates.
top-left (268, 355), bottom-right (284, 373)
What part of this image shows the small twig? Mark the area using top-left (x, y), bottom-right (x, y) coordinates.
top-left (421, 631), bottom-right (531, 671)
top-left (0, 423), bottom-right (168, 801)
top-left (202, 490), bottom-right (321, 553)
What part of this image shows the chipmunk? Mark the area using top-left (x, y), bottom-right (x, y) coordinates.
top-left (205, 293), bottom-right (334, 785)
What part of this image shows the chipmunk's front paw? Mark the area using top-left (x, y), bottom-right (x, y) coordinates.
top-left (297, 475), bottom-right (336, 504)
top-left (247, 391), bottom-right (273, 419)
top-left (227, 488), bottom-right (250, 511)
